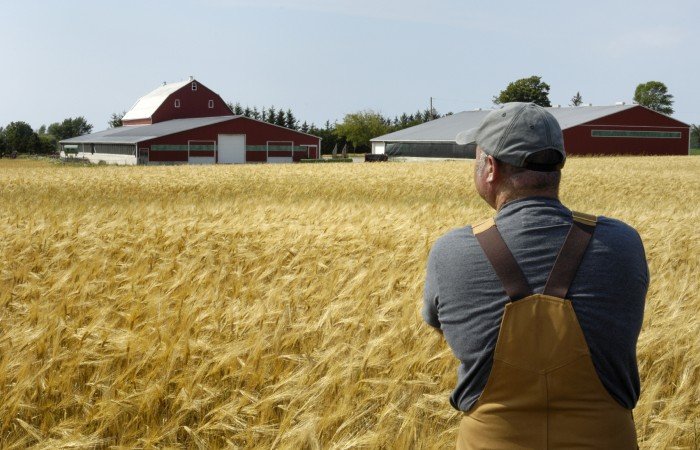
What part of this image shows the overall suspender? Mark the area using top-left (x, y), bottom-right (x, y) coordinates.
top-left (472, 211), bottom-right (597, 301)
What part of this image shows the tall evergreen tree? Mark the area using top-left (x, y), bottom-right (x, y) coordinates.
top-left (275, 110), bottom-right (286, 127)
top-left (570, 91), bottom-right (583, 106)
top-left (300, 121), bottom-right (309, 133)
top-left (108, 111), bottom-right (125, 128)
top-left (285, 109), bottom-right (297, 130)
top-left (267, 106), bottom-right (276, 124)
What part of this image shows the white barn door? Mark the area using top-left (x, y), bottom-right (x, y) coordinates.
top-left (218, 134), bottom-right (246, 164)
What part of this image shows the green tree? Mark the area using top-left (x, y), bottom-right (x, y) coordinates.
top-left (494, 75), bottom-right (552, 107)
top-left (284, 109), bottom-right (297, 130)
top-left (309, 120), bottom-right (345, 154)
top-left (38, 134), bottom-right (58, 154)
top-left (266, 106), bottom-right (276, 124)
top-left (4, 121), bottom-right (40, 154)
top-left (48, 117), bottom-right (93, 140)
top-left (0, 126), bottom-right (5, 154)
top-left (275, 110), bottom-right (286, 127)
top-left (109, 111), bottom-right (125, 128)
top-left (334, 110), bottom-right (390, 152)
top-left (231, 102), bottom-right (244, 115)
top-left (634, 81), bottom-right (674, 115)
top-left (570, 91), bottom-right (583, 106)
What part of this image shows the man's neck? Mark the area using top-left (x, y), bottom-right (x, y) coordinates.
top-left (494, 190), bottom-right (559, 211)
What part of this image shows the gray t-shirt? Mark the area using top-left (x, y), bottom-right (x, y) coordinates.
top-left (423, 197), bottom-right (648, 411)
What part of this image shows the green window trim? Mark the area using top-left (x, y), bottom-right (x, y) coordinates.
top-left (246, 145), bottom-right (308, 152)
top-left (151, 145), bottom-right (310, 152)
top-left (591, 130), bottom-right (681, 139)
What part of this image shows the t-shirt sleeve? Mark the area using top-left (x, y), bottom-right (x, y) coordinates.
top-left (422, 244), bottom-right (441, 329)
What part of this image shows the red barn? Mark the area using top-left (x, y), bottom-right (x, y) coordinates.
top-left (370, 104), bottom-right (690, 158)
top-left (121, 77), bottom-right (233, 126)
top-left (60, 77), bottom-right (321, 165)
top-left (557, 105), bottom-right (689, 156)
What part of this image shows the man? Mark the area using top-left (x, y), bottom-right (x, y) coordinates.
top-left (423, 102), bottom-right (648, 449)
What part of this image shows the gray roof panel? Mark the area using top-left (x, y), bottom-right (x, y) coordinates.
top-left (371, 105), bottom-right (640, 143)
top-left (60, 116), bottom-right (239, 144)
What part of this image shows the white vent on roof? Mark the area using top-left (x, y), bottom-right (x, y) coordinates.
top-left (615, 101), bottom-right (626, 105)
top-left (554, 104), bottom-right (561, 108)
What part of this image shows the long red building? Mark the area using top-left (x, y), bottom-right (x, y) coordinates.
top-left (60, 77), bottom-right (321, 165)
top-left (370, 104), bottom-right (690, 158)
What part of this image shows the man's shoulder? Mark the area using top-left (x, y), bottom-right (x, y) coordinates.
top-left (582, 214), bottom-right (647, 274)
top-left (430, 224), bottom-right (485, 267)
top-left (433, 226), bottom-right (475, 251)
top-left (593, 215), bottom-right (644, 246)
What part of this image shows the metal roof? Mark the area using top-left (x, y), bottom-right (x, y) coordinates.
top-left (371, 104), bottom-right (639, 143)
top-left (122, 79), bottom-right (192, 121)
top-left (60, 116), bottom-right (238, 145)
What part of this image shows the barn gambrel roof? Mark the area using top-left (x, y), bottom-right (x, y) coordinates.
top-left (371, 104), bottom-right (687, 143)
top-left (121, 79), bottom-right (193, 122)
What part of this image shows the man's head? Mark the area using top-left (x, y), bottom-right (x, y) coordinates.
top-left (464, 103), bottom-right (565, 209)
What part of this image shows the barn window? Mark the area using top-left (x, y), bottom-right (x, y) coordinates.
top-left (191, 81), bottom-right (198, 91)
top-left (591, 130), bottom-right (681, 138)
top-left (174, 99), bottom-right (181, 108)
top-left (208, 100), bottom-right (214, 108)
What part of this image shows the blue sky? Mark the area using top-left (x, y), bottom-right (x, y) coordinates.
top-left (1, 0), bottom-right (698, 130)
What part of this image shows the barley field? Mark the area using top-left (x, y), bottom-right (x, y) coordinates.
top-left (0, 156), bottom-right (698, 449)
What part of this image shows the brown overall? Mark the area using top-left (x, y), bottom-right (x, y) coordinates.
top-left (456, 212), bottom-right (638, 450)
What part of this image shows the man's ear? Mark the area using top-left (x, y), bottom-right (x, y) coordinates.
top-left (485, 155), bottom-right (498, 183)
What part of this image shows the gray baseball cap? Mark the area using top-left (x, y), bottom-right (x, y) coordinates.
top-left (456, 102), bottom-right (565, 171)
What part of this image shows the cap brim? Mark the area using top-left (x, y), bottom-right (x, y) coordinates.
top-left (455, 128), bottom-right (477, 146)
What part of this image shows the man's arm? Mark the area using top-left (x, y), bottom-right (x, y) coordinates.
top-left (423, 244), bottom-right (443, 334)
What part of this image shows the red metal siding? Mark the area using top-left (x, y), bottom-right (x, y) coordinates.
top-left (149, 150), bottom-right (188, 162)
top-left (141, 117), bottom-right (321, 163)
top-left (246, 151), bottom-right (267, 162)
top-left (150, 82), bottom-right (234, 124)
top-left (563, 106), bottom-right (689, 156)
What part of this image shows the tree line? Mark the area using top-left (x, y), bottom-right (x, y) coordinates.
top-left (0, 118), bottom-right (92, 156)
top-left (223, 102), bottom-right (447, 153)
top-left (2, 77), bottom-right (697, 156)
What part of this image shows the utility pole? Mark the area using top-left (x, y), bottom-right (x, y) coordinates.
top-left (430, 97), bottom-right (433, 120)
